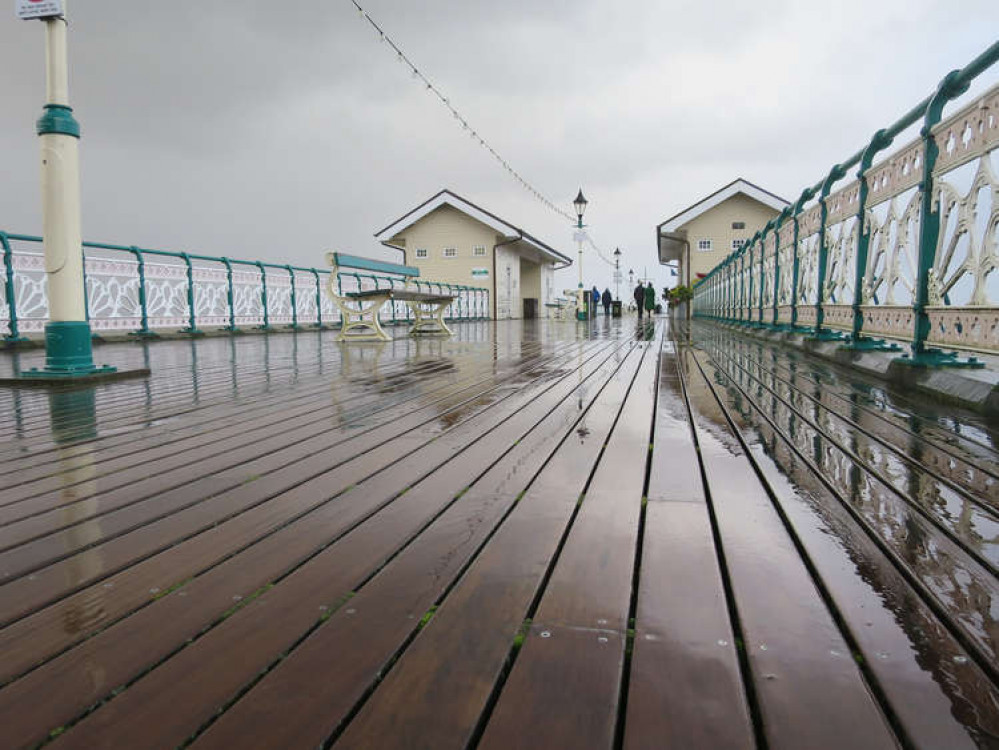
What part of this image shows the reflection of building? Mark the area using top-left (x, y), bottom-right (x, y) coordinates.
top-left (375, 190), bottom-right (572, 320)
top-left (657, 178), bottom-right (788, 287)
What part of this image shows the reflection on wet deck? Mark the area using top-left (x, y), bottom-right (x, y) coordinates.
top-left (0, 318), bottom-right (996, 749)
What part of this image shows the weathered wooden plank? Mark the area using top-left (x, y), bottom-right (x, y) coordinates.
top-left (623, 350), bottom-right (754, 750)
top-left (328, 346), bottom-right (647, 750)
top-left (476, 333), bottom-right (659, 749)
top-left (0, 342), bottom-right (630, 748)
top-left (0, 342), bottom-right (598, 607)
top-left (187, 346), bottom-right (638, 750)
top-left (0, 339), bottom-right (560, 515)
top-left (0, 340), bottom-right (615, 667)
top-left (683, 348), bottom-right (899, 750)
top-left (699, 344), bottom-right (999, 748)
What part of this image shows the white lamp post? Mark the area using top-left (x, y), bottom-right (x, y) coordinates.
top-left (573, 189), bottom-right (588, 321)
top-left (19, 1), bottom-right (115, 379)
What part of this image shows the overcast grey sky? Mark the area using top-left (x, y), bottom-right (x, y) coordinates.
top-left (1, 1), bottom-right (996, 296)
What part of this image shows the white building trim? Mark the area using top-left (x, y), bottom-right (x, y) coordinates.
top-left (375, 189), bottom-right (572, 266)
top-left (657, 178), bottom-right (789, 233)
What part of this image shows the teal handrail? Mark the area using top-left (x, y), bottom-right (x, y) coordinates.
top-left (692, 40), bottom-right (999, 366)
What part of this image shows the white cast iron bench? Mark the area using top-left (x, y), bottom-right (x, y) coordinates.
top-left (326, 252), bottom-right (457, 342)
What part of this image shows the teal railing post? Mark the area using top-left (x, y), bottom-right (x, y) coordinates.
top-left (445, 284), bottom-right (454, 321)
top-left (736, 247), bottom-right (744, 322)
top-left (1, 232), bottom-right (28, 343)
top-left (256, 261), bottom-right (271, 330)
top-left (285, 264), bottom-right (299, 330)
top-left (387, 277), bottom-right (398, 324)
top-left (790, 188), bottom-right (815, 330)
top-left (843, 129), bottom-right (900, 351)
top-left (901, 70), bottom-right (981, 367)
top-left (311, 269), bottom-right (323, 328)
top-left (732, 256), bottom-right (739, 322)
top-left (758, 224), bottom-right (772, 325)
top-left (179, 252), bottom-right (202, 335)
top-left (221, 257), bottom-right (238, 332)
top-left (810, 164), bottom-right (848, 339)
top-left (127, 245), bottom-right (156, 338)
top-left (772, 212), bottom-right (788, 327)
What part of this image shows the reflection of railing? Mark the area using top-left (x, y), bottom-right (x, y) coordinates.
top-left (0, 234), bottom-right (490, 341)
top-left (693, 41), bottom-right (999, 362)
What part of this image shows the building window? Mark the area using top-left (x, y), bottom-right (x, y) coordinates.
top-left (443, 247), bottom-right (457, 258)
top-left (732, 221), bottom-right (745, 230)
top-left (473, 246), bottom-right (486, 257)
top-left (732, 239), bottom-right (746, 250)
top-left (697, 239), bottom-right (713, 252)
top-left (415, 248), bottom-right (428, 259)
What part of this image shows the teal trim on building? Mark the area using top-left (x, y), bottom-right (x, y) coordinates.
top-left (332, 252), bottom-right (419, 277)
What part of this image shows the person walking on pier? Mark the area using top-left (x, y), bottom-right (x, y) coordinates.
top-left (633, 282), bottom-right (645, 319)
top-left (644, 282), bottom-right (656, 318)
top-left (601, 288), bottom-right (612, 316)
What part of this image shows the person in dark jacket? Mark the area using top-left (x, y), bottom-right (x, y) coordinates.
top-left (633, 283), bottom-right (645, 319)
top-left (601, 288), bottom-right (612, 315)
top-left (644, 282), bottom-right (656, 317)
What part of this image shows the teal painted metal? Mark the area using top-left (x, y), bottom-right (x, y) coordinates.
top-left (790, 188), bottom-right (814, 329)
top-left (692, 40), bottom-right (999, 366)
top-left (256, 261), bottom-right (271, 331)
top-left (0, 232), bottom-right (490, 337)
top-left (809, 164), bottom-right (848, 340)
top-left (36, 104), bottom-right (80, 138)
top-left (179, 252), bottom-right (202, 335)
top-left (331, 252), bottom-right (419, 277)
top-left (127, 246), bottom-right (156, 338)
top-left (221, 257), bottom-right (238, 332)
top-left (311, 269), bottom-right (324, 328)
top-left (841, 130), bottom-right (900, 352)
top-left (902, 70), bottom-right (977, 366)
top-left (23, 321), bottom-right (114, 377)
top-left (285, 265), bottom-right (299, 330)
top-left (772, 211), bottom-right (788, 326)
top-left (1, 232), bottom-right (27, 343)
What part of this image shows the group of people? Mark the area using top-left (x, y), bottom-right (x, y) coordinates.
top-left (633, 281), bottom-right (656, 319)
top-left (586, 283), bottom-right (657, 318)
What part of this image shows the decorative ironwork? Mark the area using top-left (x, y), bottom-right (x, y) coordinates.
top-left (0, 239), bottom-right (489, 339)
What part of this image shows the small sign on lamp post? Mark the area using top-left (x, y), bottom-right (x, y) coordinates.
top-left (16, 0), bottom-right (63, 20)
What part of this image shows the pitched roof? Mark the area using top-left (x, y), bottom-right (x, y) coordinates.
top-left (656, 178), bottom-right (789, 233)
top-left (374, 189), bottom-right (572, 265)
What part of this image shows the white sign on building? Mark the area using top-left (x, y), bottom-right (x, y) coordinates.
top-left (16, 0), bottom-right (63, 20)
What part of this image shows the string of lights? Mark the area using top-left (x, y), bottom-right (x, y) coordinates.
top-left (348, 0), bottom-right (617, 267)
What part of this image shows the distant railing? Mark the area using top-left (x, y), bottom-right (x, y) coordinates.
top-left (693, 41), bottom-right (999, 363)
top-left (0, 234), bottom-right (490, 340)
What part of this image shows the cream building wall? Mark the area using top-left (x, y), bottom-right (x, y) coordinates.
top-left (389, 204), bottom-right (500, 289)
top-left (386, 203), bottom-right (560, 320)
top-left (680, 193), bottom-right (781, 278)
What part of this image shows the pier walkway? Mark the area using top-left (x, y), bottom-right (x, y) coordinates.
top-left (0, 318), bottom-right (996, 749)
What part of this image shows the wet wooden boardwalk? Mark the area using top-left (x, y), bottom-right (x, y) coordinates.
top-left (0, 318), bottom-right (997, 749)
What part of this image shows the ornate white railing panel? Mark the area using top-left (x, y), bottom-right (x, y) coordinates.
top-left (0, 239), bottom-right (490, 340)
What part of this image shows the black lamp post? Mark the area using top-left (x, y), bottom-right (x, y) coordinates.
top-left (613, 247), bottom-right (622, 302)
top-left (573, 188), bottom-right (588, 321)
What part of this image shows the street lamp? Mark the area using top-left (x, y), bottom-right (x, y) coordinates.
top-left (613, 248), bottom-right (622, 302)
top-left (573, 189), bottom-right (588, 321)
